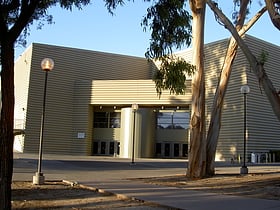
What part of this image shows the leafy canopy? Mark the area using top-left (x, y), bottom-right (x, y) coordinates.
top-left (0, 0), bottom-right (136, 47)
top-left (153, 56), bottom-right (195, 96)
top-left (141, 0), bottom-right (194, 96)
top-left (142, 0), bottom-right (192, 58)
top-left (0, 1), bottom-right (94, 46)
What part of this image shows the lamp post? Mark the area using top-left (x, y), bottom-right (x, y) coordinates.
top-left (33, 58), bottom-right (54, 185)
top-left (131, 103), bottom-right (138, 165)
top-left (240, 84), bottom-right (250, 175)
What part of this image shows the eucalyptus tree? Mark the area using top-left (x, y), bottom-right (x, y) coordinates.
top-left (187, 0), bottom-right (207, 178)
top-left (143, 0), bottom-right (280, 178)
top-left (192, 0), bottom-right (280, 176)
top-left (142, 0), bottom-right (208, 178)
top-left (0, 1), bottom-right (125, 209)
top-left (205, 0), bottom-right (268, 176)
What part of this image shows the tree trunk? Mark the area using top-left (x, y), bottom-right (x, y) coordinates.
top-left (187, 0), bottom-right (206, 179)
top-left (205, 37), bottom-right (238, 176)
top-left (205, 0), bottom-right (266, 176)
top-left (0, 40), bottom-right (15, 210)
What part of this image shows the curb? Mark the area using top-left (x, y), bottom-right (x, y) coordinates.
top-left (62, 180), bottom-right (182, 210)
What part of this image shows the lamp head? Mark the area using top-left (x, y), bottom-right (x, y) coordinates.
top-left (240, 84), bottom-right (250, 94)
top-left (41, 58), bottom-right (54, 71)
top-left (132, 103), bottom-right (139, 111)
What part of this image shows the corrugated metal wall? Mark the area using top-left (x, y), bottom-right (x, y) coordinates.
top-left (22, 43), bottom-right (154, 155)
top-left (177, 35), bottom-right (280, 161)
top-left (244, 36), bottom-right (280, 157)
top-left (14, 45), bottom-right (32, 125)
top-left (14, 45), bottom-right (33, 152)
top-left (90, 80), bottom-right (192, 105)
top-left (16, 36), bottom-right (280, 159)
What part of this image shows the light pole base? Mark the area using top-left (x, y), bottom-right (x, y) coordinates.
top-left (240, 166), bottom-right (248, 175)
top-left (33, 172), bottom-right (45, 185)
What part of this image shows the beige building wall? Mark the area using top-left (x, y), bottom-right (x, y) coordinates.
top-left (14, 35), bottom-right (280, 160)
top-left (15, 43), bottom-right (154, 155)
top-left (14, 45), bottom-right (33, 152)
top-left (177, 35), bottom-right (280, 161)
top-left (244, 36), bottom-right (280, 158)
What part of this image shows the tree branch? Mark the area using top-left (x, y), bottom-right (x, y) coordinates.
top-left (1, 0), bottom-right (20, 11)
top-left (265, 0), bottom-right (280, 30)
top-left (207, 0), bottom-right (256, 65)
top-left (207, 0), bottom-right (280, 121)
top-left (235, 0), bottom-right (249, 30)
top-left (8, 0), bottom-right (39, 42)
top-left (238, 6), bottom-right (267, 37)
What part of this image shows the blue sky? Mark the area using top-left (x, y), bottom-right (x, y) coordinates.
top-left (15, 1), bottom-right (280, 59)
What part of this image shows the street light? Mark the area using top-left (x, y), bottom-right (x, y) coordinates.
top-left (131, 103), bottom-right (138, 165)
top-left (240, 84), bottom-right (250, 175)
top-left (33, 58), bottom-right (54, 185)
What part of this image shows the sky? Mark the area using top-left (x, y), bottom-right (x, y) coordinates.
top-left (15, 1), bottom-right (280, 59)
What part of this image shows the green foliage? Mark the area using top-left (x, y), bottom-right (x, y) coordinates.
top-left (104, 0), bottom-right (126, 14)
top-left (2, 0), bottom-right (91, 28)
top-left (153, 56), bottom-right (195, 96)
top-left (142, 0), bottom-right (192, 58)
top-left (142, 0), bottom-right (195, 96)
top-left (142, 0), bottom-right (193, 96)
top-left (232, 0), bottom-right (252, 24)
top-left (59, 0), bottom-right (91, 10)
top-left (0, 0), bottom-right (92, 46)
top-left (258, 50), bottom-right (269, 64)
top-left (0, 0), bottom-right (131, 49)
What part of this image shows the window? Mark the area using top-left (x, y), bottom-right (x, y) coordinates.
top-left (174, 143), bottom-right (179, 157)
top-left (157, 111), bottom-right (189, 129)
top-left (94, 112), bottom-right (121, 128)
top-left (92, 142), bottom-right (98, 155)
top-left (94, 112), bottom-right (108, 128)
top-left (109, 142), bottom-right (115, 155)
top-left (109, 112), bottom-right (121, 128)
top-left (164, 143), bottom-right (170, 156)
top-left (182, 144), bottom-right (188, 157)
top-left (101, 142), bottom-right (106, 154)
top-left (156, 143), bottom-right (162, 155)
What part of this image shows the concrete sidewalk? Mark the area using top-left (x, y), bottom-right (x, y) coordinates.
top-left (80, 179), bottom-right (280, 210)
top-left (13, 153), bottom-right (280, 210)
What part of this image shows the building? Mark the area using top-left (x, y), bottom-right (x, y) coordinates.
top-left (14, 35), bottom-right (280, 162)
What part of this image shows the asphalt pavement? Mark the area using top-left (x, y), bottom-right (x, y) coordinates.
top-left (13, 152), bottom-right (280, 210)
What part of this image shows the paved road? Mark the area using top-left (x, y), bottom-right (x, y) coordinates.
top-left (13, 153), bottom-right (189, 182)
top-left (13, 153), bottom-right (280, 210)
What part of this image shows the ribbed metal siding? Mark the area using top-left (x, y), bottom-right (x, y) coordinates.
top-left (22, 43), bottom-right (153, 155)
top-left (19, 37), bottom-right (280, 158)
top-left (205, 36), bottom-right (280, 160)
top-left (176, 39), bottom-right (241, 160)
top-left (244, 36), bottom-right (280, 155)
top-left (14, 45), bottom-right (32, 130)
top-left (176, 36), bottom-right (280, 160)
top-left (90, 80), bottom-right (192, 105)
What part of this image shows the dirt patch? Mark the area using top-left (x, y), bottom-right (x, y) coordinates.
top-left (138, 172), bottom-right (280, 200)
top-left (12, 173), bottom-right (280, 209)
top-left (12, 181), bottom-right (169, 209)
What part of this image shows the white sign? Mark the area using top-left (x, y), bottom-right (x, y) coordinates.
top-left (77, 132), bottom-right (85, 139)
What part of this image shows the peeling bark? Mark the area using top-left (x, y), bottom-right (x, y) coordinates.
top-left (187, 0), bottom-right (206, 179)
